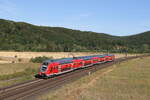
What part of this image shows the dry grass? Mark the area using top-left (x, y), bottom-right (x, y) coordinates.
top-left (39, 56), bottom-right (150, 100)
top-left (0, 60), bottom-right (12, 63)
top-left (0, 75), bottom-right (34, 88)
top-left (0, 63), bottom-right (40, 88)
top-left (0, 63), bottom-right (40, 75)
top-left (0, 52), bottom-right (103, 59)
top-left (0, 51), bottom-right (139, 63)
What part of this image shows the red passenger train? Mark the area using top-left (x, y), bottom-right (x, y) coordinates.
top-left (36, 54), bottom-right (115, 78)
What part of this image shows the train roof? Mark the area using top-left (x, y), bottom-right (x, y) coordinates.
top-left (44, 58), bottom-right (73, 64)
top-left (43, 59), bottom-right (53, 63)
top-left (76, 55), bottom-right (105, 60)
top-left (54, 58), bottom-right (73, 64)
top-left (43, 54), bottom-right (113, 64)
top-left (103, 54), bottom-right (114, 56)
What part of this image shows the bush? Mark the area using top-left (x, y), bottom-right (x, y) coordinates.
top-left (18, 58), bottom-right (22, 62)
top-left (30, 56), bottom-right (53, 63)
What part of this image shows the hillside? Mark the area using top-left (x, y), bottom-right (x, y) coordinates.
top-left (0, 19), bottom-right (150, 53)
top-left (123, 32), bottom-right (150, 52)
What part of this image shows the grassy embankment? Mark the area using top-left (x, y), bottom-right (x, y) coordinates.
top-left (39, 56), bottom-right (150, 100)
top-left (0, 63), bottom-right (40, 88)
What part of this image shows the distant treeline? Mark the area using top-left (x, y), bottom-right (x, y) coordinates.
top-left (0, 19), bottom-right (150, 53)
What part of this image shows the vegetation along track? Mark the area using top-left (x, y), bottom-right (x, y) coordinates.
top-left (0, 55), bottom-right (147, 100)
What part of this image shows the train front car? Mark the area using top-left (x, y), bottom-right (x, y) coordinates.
top-left (36, 60), bottom-right (52, 78)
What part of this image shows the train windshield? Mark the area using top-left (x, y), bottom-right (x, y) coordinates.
top-left (43, 62), bottom-right (49, 66)
top-left (41, 62), bottom-right (49, 72)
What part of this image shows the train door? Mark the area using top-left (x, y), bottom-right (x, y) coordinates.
top-left (53, 66), bottom-right (58, 73)
top-left (49, 66), bottom-right (54, 75)
top-left (51, 63), bottom-right (59, 74)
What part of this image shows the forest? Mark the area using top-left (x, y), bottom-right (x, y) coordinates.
top-left (0, 19), bottom-right (150, 53)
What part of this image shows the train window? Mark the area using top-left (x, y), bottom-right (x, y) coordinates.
top-left (43, 62), bottom-right (49, 66)
top-left (74, 63), bottom-right (77, 65)
top-left (94, 59), bottom-right (99, 61)
top-left (41, 65), bottom-right (47, 72)
top-left (79, 62), bottom-right (82, 64)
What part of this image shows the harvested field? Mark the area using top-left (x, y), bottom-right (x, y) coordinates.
top-left (0, 51), bottom-right (139, 63)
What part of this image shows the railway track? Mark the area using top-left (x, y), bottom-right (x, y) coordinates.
top-left (0, 56), bottom-right (146, 100)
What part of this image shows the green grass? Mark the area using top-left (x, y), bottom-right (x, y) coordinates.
top-left (0, 63), bottom-right (40, 88)
top-left (39, 56), bottom-right (150, 100)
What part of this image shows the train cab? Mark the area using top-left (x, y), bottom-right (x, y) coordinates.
top-left (38, 60), bottom-right (53, 78)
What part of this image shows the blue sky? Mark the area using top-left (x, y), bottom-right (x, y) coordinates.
top-left (0, 0), bottom-right (150, 36)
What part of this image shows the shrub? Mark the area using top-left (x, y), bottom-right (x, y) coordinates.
top-left (18, 58), bottom-right (22, 62)
top-left (30, 56), bottom-right (53, 63)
